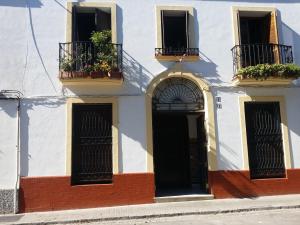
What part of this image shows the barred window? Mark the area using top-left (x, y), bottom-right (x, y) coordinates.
top-left (72, 104), bottom-right (112, 185)
top-left (244, 102), bottom-right (285, 179)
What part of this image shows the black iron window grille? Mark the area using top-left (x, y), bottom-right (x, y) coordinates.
top-left (72, 104), bottom-right (113, 185)
top-left (244, 102), bottom-right (286, 179)
top-left (155, 47), bottom-right (199, 57)
top-left (231, 44), bottom-right (293, 75)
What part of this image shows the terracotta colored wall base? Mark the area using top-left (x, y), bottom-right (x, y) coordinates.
top-left (19, 173), bottom-right (155, 213)
top-left (209, 169), bottom-right (300, 198)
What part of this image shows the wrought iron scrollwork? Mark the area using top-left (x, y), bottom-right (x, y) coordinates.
top-left (245, 102), bottom-right (286, 179)
top-left (152, 78), bottom-right (204, 111)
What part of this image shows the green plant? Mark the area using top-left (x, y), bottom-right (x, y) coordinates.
top-left (90, 30), bottom-right (117, 73)
top-left (60, 58), bottom-right (74, 72)
top-left (237, 64), bottom-right (300, 80)
top-left (93, 61), bottom-right (111, 73)
top-left (81, 64), bottom-right (94, 73)
top-left (90, 30), bottom-right (112, 49)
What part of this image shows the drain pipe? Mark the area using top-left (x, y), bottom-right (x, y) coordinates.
top-left (0, 90), bottom-right (22, 214)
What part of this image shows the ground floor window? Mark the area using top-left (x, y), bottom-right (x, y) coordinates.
top-left (71, 103), bottom-right (113, 185)
top-left (244, 102), bottom-right (285, 179)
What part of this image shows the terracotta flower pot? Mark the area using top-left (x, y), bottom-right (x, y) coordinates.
top-left (108, 70), bottom-right (122, 79)
top-left (91, 71), bottom-right (105, 79)
top-left (60, 71), bottom-right (73, 79)
top-left (73, 71), bottom-right (89, 78)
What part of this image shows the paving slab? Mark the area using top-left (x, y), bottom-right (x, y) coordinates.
top-left (1, 194), bottom-right (300, 225)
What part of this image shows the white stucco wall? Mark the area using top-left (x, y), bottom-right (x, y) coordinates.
top-left (216, 87), bottom-right (300, 170)
top-left (119, 96), bottom-right (147, 173)
top-left (0, 100), bottom-right (18, 188)
top-left (1, 0), bottom-right (299, 96)
top-left (19, 98), bottom-right (66, 177)
top-left (0, 0), bottom-right (300, 177)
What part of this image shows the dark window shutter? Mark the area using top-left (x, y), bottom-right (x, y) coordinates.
top-left (236, 10), bottom-right (242, 44)
top-left (269, 11), bottom-right (279, 44)
top-left (95, 9), bottom-right (112, 32)
top-left (72, 5), bottom-right (78, 41)
top-left (185, 11), bottom-right (189, 49)
top-left (161, 10), bottom-right (165, 48)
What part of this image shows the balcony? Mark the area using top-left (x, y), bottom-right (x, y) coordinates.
top-left (231, 44), bottom-right (297, 86)
top-left (155, 48), bottom-right (200, 61)
top-left (59, 42), bottom-right (123, 85)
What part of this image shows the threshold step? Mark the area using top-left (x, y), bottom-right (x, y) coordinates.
top-left (155, 194), bottom-right (214, 203)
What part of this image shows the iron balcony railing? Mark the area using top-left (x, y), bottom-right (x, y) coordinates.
top-left (155, 47), bottom-right (199, 57)
top-left (231, 43), bottom-right (293, 75)
top-left (59, 41), bottom-right (122, 79)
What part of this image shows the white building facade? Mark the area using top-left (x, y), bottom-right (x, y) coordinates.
top-left (1, 0), bottom-right (300, 213)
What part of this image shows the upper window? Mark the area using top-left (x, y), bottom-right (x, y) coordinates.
top-left (161, 10), bottom-right (189, 50)
top-left (72, 7), bottom-right (112, 42)
top-left (155, 6), bottom-right (199, 61)
top-left (66, 2), bottom-right (117, 43)
top-left (60, 3), bottom-right (122, 83)
top-left (231, 7), bottom-right (294, 76)
top-left (238, 11), bottom-right (278, 45)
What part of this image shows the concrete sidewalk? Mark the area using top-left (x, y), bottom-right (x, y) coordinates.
top-left (1, 195), bottom-right (300, 225)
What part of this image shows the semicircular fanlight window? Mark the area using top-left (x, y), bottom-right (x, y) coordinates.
top-left (152, 77), bottom-right (204, 111)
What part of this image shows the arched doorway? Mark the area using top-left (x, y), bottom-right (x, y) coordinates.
top-left (152, 77), bottom-right (208, 196)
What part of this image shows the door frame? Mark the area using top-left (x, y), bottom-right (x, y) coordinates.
top-left (145, 64), bottom-right (217, 177)
top-left (238, 96), bottom-right (291, 171)
top-left (66, 97), bottom-right (119, 176)
top-left (153, 110), bottom-right (209, 192)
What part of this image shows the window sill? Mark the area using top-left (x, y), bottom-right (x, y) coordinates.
top-left (155, 55), bottom-right (200, 62)
top-left (250, 176), bottom-right (288, 181)
top-left (232, 75), bottom-right (294, 87)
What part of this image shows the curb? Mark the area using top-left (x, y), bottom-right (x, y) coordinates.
top-left (8, 204), bottom-right (300, 225)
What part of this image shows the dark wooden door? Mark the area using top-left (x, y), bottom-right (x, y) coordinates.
top-left (189, 114), bottom-right (208, 192)
top-left (153, 113), bottom-right (190, 188)
top-left (72, 104), bottom-right (112, 185)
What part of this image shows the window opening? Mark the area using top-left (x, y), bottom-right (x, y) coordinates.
top-left (73, 6), bottom-right (111, 41)
top-left (161, 10), bottom-right (189, 50)
top-left (72, 104), bottom-right (113, 185)
top-left (244, 102), bottom-right (285, 179)
top-left (236, 11), bottom-right (279, 67)
top-left (240, 15), bottom-right (271, 45)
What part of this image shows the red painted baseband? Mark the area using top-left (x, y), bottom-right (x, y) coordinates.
top-left (20, 169), bottom-right (300, 212)
top-left (209, 169), bottom-right (300, 198)
top-left (19, 173), bottom-right (155, 213)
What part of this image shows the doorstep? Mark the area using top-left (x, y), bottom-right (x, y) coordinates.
top-left (155, 194), bottom-right (214, 203)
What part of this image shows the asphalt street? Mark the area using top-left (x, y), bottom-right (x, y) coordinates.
top-left (72, 208), bottom-right (300, 225)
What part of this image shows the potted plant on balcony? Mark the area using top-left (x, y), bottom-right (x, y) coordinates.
top-left (90, 30), bottom-right (121, 79)
top-left (72, 49), bottom-right (93, 78)
top-left (81, 64), bottom-right (94, 78)
top-left (59, 58), bottom-right (74, 79)
top-left (92, 61), bottom-right (108, 78)
top-left (233, 63), bottom-right (300, 86)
